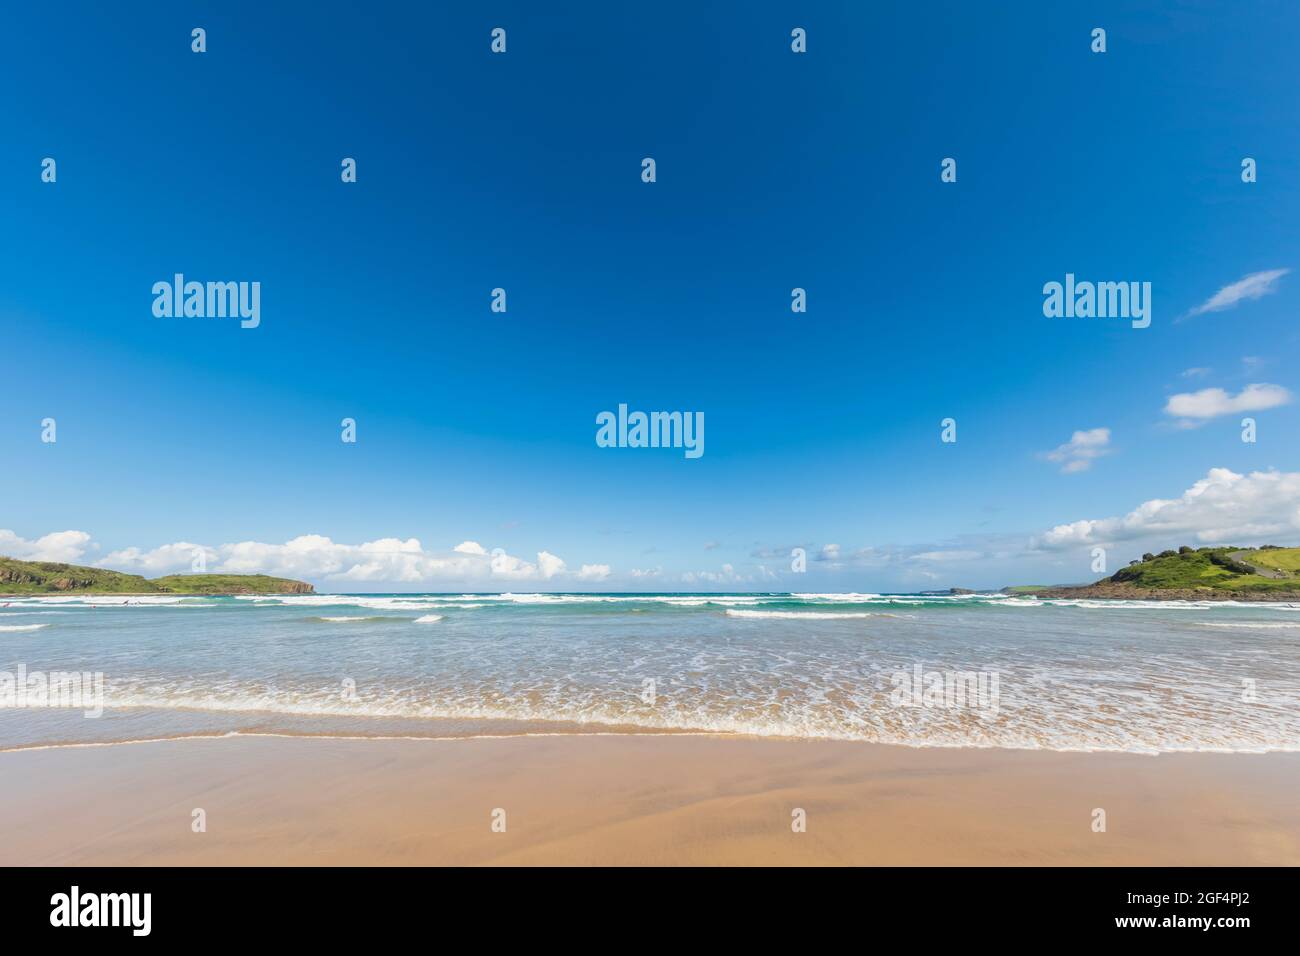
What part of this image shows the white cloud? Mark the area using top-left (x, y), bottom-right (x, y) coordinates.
top-left (1164, 383), bottom-right (1292, 423)
top-left (96, 541), bottom-right (209, 576)
top-left (1041, 427), bottom-right (1112, 473)
top-left (487, 547), bottom-right (565, 581)
top-left (1034, 467), bottom-right (1300, 550)
top-left (83, 534), bottom-right (602, 589)
top-left (537, 551), bottom-right (566, 579)
top-left (1181, 367), bottom-right (1212, 379)
top-left (1184, 268), bottom-right (1289, 319)
top-left (0, 529), bottom-right (93, 563)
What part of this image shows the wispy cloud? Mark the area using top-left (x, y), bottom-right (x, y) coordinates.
top-left (1041, 427), bottom-right (1112, 473)
top-left (909, 549), bottom-right (983, 562)
top-left (680, 563), bottom-right (751, 586)
top-left (1163, 383), bottom-right (1292, 425)
top-left (1182, 268), bottom-right (1289, 320)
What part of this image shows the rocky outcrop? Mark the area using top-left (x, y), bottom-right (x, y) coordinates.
top-left (209, 580), bottom-right (314, 595)
top-left (2, 567), bottom-right (97, 590)
top-left (50, 578), bottom-right (94, 591)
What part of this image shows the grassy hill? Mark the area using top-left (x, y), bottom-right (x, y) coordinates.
top-left (1024, 546), bottom-right (1300, 599)
top-left (150, 573), bottom-right (313, 595)
top-left (1106, 546), bottom-right (1300, 593)
top-left (0, 557), bottom-right (157, 594)
top-left (1242, 548), bottom-right (1300, 575)
top-left (0, 557), bottom-right (313, 595)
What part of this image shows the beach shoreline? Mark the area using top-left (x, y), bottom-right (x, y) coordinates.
top-left (2, 734), bottom-right (1297, 866)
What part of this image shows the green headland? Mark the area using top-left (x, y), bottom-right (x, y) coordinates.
top-left (1017, 545), bottom-right (1300, 601)
top-left (0, 556), bottom-right (313, 595)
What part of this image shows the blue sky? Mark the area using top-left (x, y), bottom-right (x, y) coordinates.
top-left (2, 1), bottom-right (1298, 591)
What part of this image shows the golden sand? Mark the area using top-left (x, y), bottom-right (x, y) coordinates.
top-left (2, 735), bottom-right (1297, 865)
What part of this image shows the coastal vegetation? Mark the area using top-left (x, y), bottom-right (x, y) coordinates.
top-left (0, 557), bottom-right (313, 595)
top-left (1106, 546), bottom-right (1299, 591)
top-left (1022, 546), bottom-right (1300, 599)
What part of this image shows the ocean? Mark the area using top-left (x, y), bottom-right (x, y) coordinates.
top-left (2, 592), bottom-right (1298, 754)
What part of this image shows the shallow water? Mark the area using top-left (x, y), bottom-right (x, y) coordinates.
top-left (1, 591), bottom-right (1297, 753)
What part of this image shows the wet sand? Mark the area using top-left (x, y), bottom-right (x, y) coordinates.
top-left (1, 734), bottom-right (1297, 865)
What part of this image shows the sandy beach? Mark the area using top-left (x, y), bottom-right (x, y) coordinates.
top-left (2, 734), bottom-right (1297, 866)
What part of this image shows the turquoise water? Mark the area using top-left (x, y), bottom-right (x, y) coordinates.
top-left (1, 592), bottom-right (1298, 753)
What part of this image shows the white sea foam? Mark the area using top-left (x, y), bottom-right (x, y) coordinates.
top-left (485, 593), bottom-right (767, 606)
top-left (726, 609), bottom-right (897, 620)
top-left (0, 623), bottom-right (49, 632)
top-left (240, 595), bottom-right (463, 611)
top-left (1197, 622), bottom-right (1300, 629)
top-left (0, 596), bottom-right (211, 607)
top-left (8, 592), bottom-right (1299, 755)
top-left (78, 682), bottom-right (1300, 755)
top-left (790, 593), bottom-right (885, 601)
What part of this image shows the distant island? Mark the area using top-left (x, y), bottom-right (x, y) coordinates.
top-left (1004, 545), bottom-right (1300, 601)
top-left (0, 556), bottom-right (314, 596)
